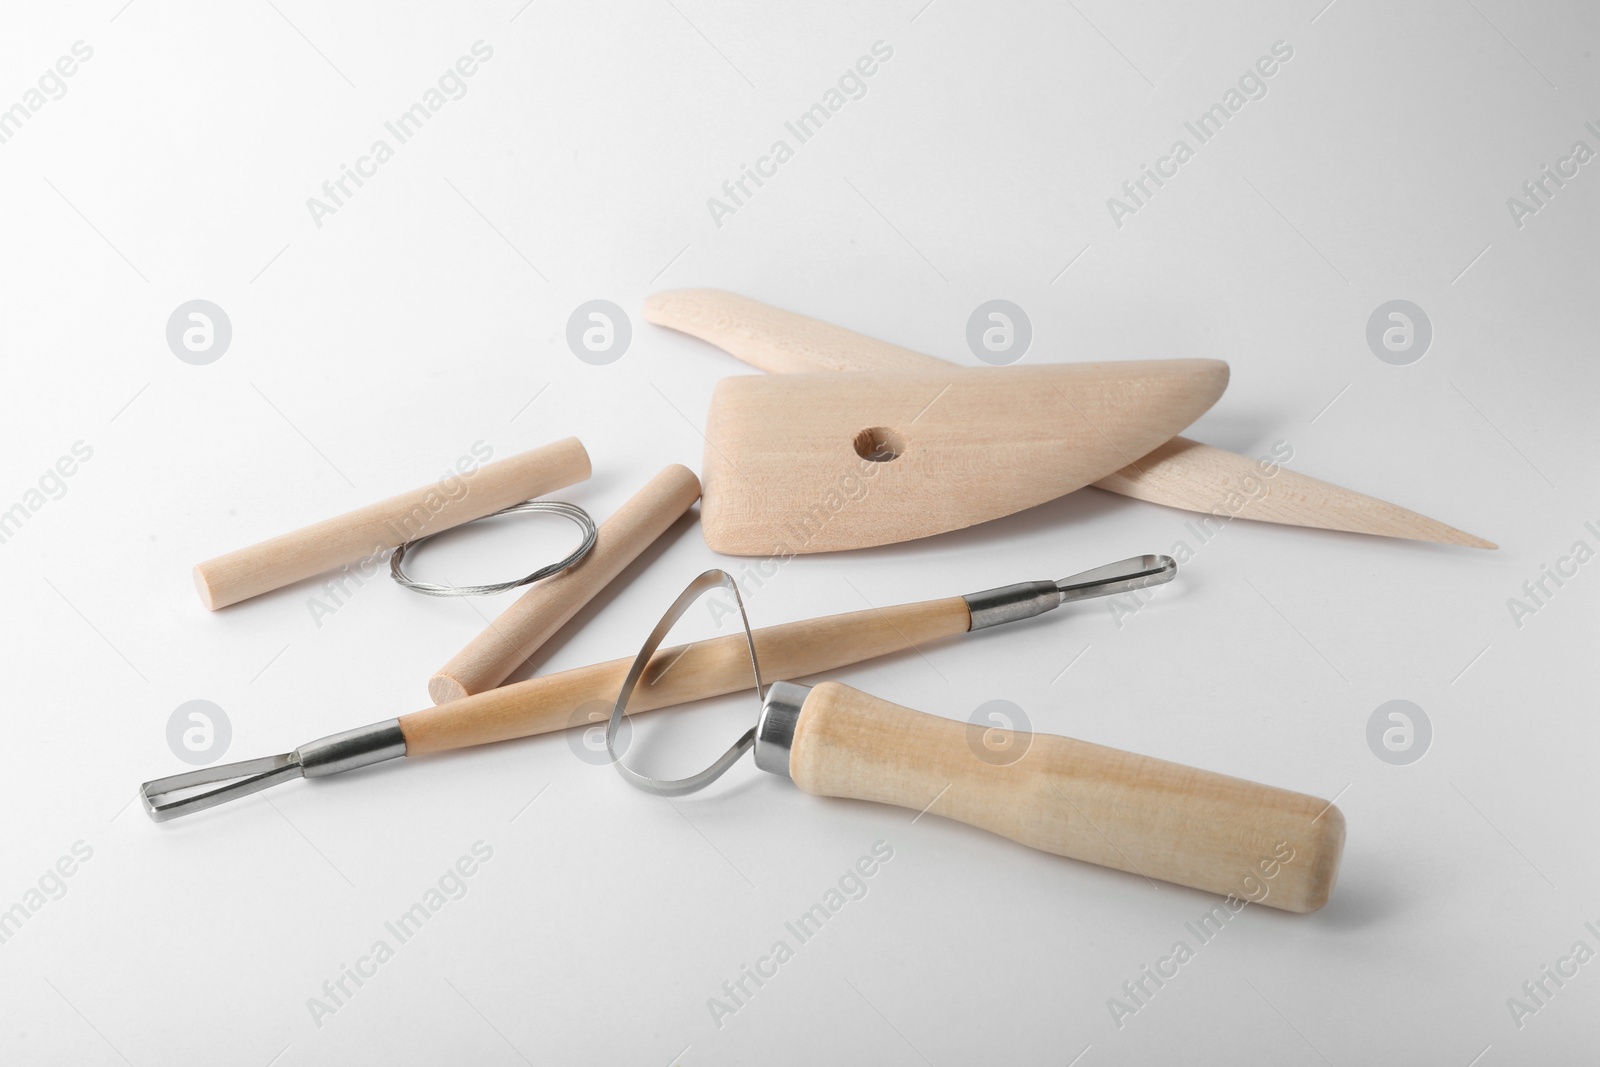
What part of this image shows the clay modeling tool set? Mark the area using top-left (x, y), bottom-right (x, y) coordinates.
top-left (141, 284), bottom-right (1502, 915)
top-left (606, 570), bottom-right (1344, 913)
top-left (140, 555), bottom-right (1174, 820)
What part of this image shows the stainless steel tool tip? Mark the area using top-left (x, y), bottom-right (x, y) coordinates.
top-left (141, 753), bottom-right (303, 822)
top-left (964, 554), bottom-right (1178, 630)
top-left (1056, 554), bottom-right (1177, 602)
top-left (140, 720), bottom-right (407, 822)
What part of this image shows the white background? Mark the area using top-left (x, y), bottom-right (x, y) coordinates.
top-left (1, 0), bottom-right (1596, 1063)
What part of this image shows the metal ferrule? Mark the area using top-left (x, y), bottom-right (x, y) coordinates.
top-left (962, 580), bottom-right (1063, 631)
top-left (296, 720), bottom-right (407, 778)
top-left (754, 681), bottom-right (812, 778)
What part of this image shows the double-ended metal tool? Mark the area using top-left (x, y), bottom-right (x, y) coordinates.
top-left (606, 565), bottom-right (1346, 913)
top-left (140, 556), bottom-right (1175, 821)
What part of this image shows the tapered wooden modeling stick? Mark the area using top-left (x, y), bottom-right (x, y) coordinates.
top-left (145, 554), bottom-right (1344, 911)
top-left (193, 437), bottom-right (591, 610)
top-left (428, 464), bottom-right (702, 703)
top-left (643, 289), bottom-right (1494, 549)
top-left (140, 556), bottom-right (1177, 816)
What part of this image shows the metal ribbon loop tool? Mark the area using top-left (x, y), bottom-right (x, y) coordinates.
top-left (598, 553), bottom-right (1349, 914)
top-left (604, 554), bottom-right (1180, 799)
top-left (606, 569), bottom-right (765, 797)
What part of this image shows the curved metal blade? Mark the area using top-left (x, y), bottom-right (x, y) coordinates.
top-left (1056, 554), bottom-right (1177, 603)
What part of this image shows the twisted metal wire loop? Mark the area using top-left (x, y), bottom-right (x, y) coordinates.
top-left (389, 499), bottom-right (597, 597)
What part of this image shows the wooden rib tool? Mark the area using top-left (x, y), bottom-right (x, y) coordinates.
top-left (643, 289), bottom-right (1494, 549)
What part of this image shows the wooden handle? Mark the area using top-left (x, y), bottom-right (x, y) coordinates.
top-left (787, 682), bottom-right (1345, 913)
top-left (194, 438), bottom-right (592, 609)
top-left (428, 464), bottom-right (702, 703)
top-left (400, 596), bottom-right (972, 754)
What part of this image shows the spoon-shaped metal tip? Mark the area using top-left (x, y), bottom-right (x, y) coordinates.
top-left (140, 720), bottom-right (407, 822)
top-left (141, 754), bottom-right (303, 822)
top-left (1056, 554), bottom-right (1177, 603)
top-left (964, 554), bottom-right (1178, 631)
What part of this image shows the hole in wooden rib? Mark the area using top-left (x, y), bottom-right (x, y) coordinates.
top-left (852, 426), bottom-right (905, 463)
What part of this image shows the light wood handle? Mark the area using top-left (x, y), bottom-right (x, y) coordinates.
top-left (428, 464), bottom-right (702, 703)
top-left (194, 438), bottom-right (592, 610)
top-left (400, 596), bottom-right (972, 754)
top-left (788, 682), bottom-right (1345, 913)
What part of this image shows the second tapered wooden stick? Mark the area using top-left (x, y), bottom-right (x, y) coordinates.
top-left (428, 464), bottom-right (702, 703)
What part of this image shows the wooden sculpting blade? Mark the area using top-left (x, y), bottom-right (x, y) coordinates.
top-left (1097, 437), bottom-right (1495, 548)
top-left (646, 289), bottom-right (1494, 550)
